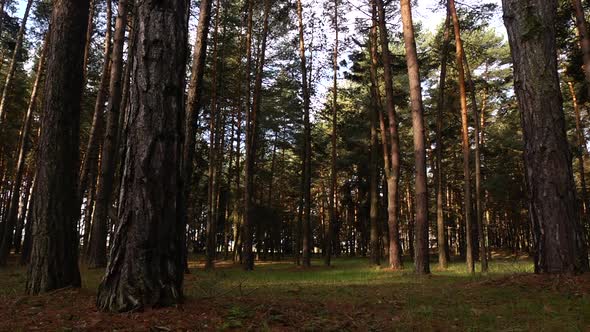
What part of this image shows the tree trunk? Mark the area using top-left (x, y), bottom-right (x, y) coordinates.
top-left (461, 51), bottom-right (487, 272)
top-left (376, 0), bottom-right (402, 270)
top-left (96, 0), bottom-right (188, 312)
top-left (25, 0), bottom-right (90, 295)
top-left (435, 9), bottom-right (451, 270)
top-left (243, 0), bottom-right (271, 271)
top-left (0, 0), bottom-right (34, 124)
top-left (297, 1), bottom-right (313, 268)
top-left (0, 33), bottom-right (49, 266)
top-left (503, 0), bottom-right (589, 273)
top-left (182, 0), bottom-right (213, 270)
top-left (369, 1), bottom-right (380, 266)
top-left (205, 0), bottom-right (221, 270)
top-left (572, 0), bottom-right (590, 100)
top-left (82, 0), bottom-right (95, 84)
top-left (78, 0), bottom-right (113, 202)
top-left (326, 0), bottom-right (338, 267)
top-left (19, 176), bottom-right (35, 265)
top-left (449, 0), bottom-right (474, 274)
top-left (86, 0), bottom-right (129, 269)
top-left (568, 82), bottom-right (590, 222)
top-left (401, 0), bottom-right (430, 275)
top-left (13, 175), bottom-right (32, 253)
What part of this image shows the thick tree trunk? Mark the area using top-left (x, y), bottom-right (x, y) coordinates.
top-left (244, 0), bottom-right (271, 271)
top-left (25, 0), bottom-right (89, 295)
top-left (0, 34), bottom-right (49, 266)
top-left (449, 0), bottom-right (474, 274)
top-left (0, 0), bottom-right (33, 124)
top-left (401, 0), bottom-right (430, 275)
top-left (436, 10), bottom-right (451, 270)
top-left (376, 0), bottom-right (402, 270)
top-left (503, 0), bottom-right (589, 273)
top-left (86, 0), bottom-right (129, 269)
top-left (96, 0), bottom-right (188, 312)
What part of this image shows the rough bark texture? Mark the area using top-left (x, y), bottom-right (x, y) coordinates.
top-left (503, 0), bottom-right (589, 273)
top-left (0, 0), bottom-right (33, 124)
top-left (0, 33), bottom-right (49, 266)
top-left (449, 0), bottom-right (474, 274)
top-left (87, 0), bottom-right (129, 269)
top-left (401, 0), bottom-right (430, 275)
top-left (25, 0), bottom-right (89, 295)
top-left (96, 0), bottom-right (188, 312)
top-left (376, 0), bottom-right (402, 270)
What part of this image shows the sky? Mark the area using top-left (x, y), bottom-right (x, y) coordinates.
top-left (414, 0), bottom-right (505, 34)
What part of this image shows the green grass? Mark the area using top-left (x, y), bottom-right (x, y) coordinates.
top-left (1, 256), bottom-right (588, 331)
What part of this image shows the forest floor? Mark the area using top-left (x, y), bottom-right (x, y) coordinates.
top-left (0, 253), bottom-right (589, 331)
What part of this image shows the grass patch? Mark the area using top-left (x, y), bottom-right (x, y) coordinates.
top-left (0, 255), bottom-right (588, 330)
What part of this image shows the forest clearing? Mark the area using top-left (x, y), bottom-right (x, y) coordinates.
top-left (2, 255), bottom-right (589, 331)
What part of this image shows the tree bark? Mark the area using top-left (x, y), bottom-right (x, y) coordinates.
top-left (25, 0), bottom-right (90, 294)
top-left (461, 51), bottom-right (487, 272)
top-left (568, 82), bottom-right (590, 222)
top-left (96, 0), bottom-right (188, 312)
top-left (572, 0), bottom-right (590, 100)
top-left (449, 0), bottom-right (474, 274)
top-left (401, 0), bottom-right (430, 275)
top-left (0, 33), bottom-right (49, 266)
top-left (369, 1), bottom-right (380, 266)
top-left (503, 0), bottom-right (589, 273)
top-left (79, 0), bottom-right (113, 202)
top-left (376, 0), bottom-right (402, 270)
top-left (182, 0), bottom-right (213, 269)
top-left (0, 0), bottom-right (34, 124)
top-left (86, 0), bottom-right (129, 269)
top-left (295, 0), bottom-right (313, 269)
